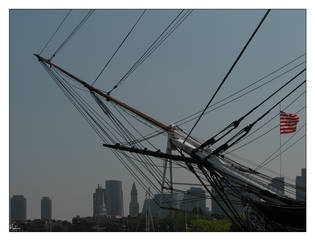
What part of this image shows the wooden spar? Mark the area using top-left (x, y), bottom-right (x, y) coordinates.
top-left (34, 54), bottom-right (170, 132)
top-left (102, 143), bottom-right (203, 164)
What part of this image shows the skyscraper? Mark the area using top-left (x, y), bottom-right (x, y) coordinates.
top-left (41, 196), bottom-right (52, 220)
top-left (129, 183), bottom-right (139, 217)
top-left (10, 195), bottom-right (26, 221)
top-left (296, 168), bottom-right (306, 201)
top-left (93, 184), bottom-right (106, 217)
top-left (105, 180), bottom-right (123, 217)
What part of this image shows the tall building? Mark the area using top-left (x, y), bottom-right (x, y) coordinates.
top-left (10, 195), bottom-right (26, 221)
top-left (93, 185), bottom-right (106, 217)
top-left (105, 180), bottom-right (123, 217)
top-left (41, 196), bottom-right (52, 220)
top-left (129, 183), bottom-right (139, 217)
top-left (296, 168), bottom-right (306, 201)
top-left (180, 187), bottom-right (206, 213)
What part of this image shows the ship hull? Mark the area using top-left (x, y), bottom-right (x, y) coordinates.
top-left (252, 200), bottom-right (306, 231)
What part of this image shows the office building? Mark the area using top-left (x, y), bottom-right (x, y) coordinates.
top-left (41, 196), bottom-right (52, 220)
top-left (93, 185), bottom-right (106, 217)
top-left (296, 168), bottom-right (306, 201)
top-left (105, 180), bottom-right (123, 217)
top-left (10, 195), bottom-right (26, 221)
top-left (129, 183), bottom-right (139, 217)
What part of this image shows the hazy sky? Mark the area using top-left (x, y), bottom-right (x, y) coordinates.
top-left (9, 9), bottom-right (306, 221)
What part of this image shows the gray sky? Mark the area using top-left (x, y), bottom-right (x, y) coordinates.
top-left (10, 9), bottom-right (306, 221)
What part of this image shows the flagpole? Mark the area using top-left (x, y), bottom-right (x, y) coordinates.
top-left (279, 103), bottom-right (282, 177)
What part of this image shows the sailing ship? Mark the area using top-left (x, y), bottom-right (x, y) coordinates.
top-left (35, 9), bottom-right (306, 231)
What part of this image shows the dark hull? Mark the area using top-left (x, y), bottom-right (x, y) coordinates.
top-left (252, 200), bottom-right (306, 231)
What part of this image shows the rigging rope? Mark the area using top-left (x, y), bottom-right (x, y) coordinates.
top-left (225, 93), bottom-right (306, 154)
top-left (107, 9), bottom-right (193, 94)
top-left (230, 106), bottom-right (305, 154)
top-left (220, 154), bottom-right (298, 197)
top-left (255, 123), bottom-right (305, 171)
top-left (176, 58), bottom-right (305, 127)
top-left (109, 103), bottom-right (168, 185)
top-left (120, 56), bottom-right (305, 146)
top-left (43, 62), bottom-right (169, 195)
top-left (53, 68), bottom-right (132, 140)
top-left (183, 159), bottom-right (244, 229)
top-left (183, 9), bottom-right (271, 143)
top-left (223, 153), bottom-right (299, 189)
top-left (50, 10), bottom-right (95, 61)
top-left (89, 91), bottom-right (170, 189)
top-left (39, 9), bottom-right (72, 55)
top-left (257, 135), bottom-right (306, 171)
top-left (174, 147), bottom-right (246, 229)
top-left (92, 10), bottom-right (147, 86)
top-left (112, 103), bottom-right (158, 150)
top-left (212, 79), bottom-right (306, 155)
top-left (199, 68), bottom-right (305, 150)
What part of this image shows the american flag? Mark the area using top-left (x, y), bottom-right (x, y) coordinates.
top-left (280, 111), bottom-right (299, 134)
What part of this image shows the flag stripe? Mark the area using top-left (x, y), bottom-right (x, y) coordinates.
top-left (280, 116), bottom-right (299, 119)
top-left (280, 115), bottom-right (299, 119)
top-left (280, 114), bottom-right (299, 118)
top-left (281, 127), bottom-right (296, 130)
top-left (281, 123), bottom-right (298, 126)
top-left (281, 128), bottom-right (296, 131)
top-left (281, 120), bottom-right (299, 122)
top-left (281, 130), bottom-right (296, 134)
top-left (280, 111), bottom-right (299, 134)
top-left (280, 117), bottom-right (299, 121)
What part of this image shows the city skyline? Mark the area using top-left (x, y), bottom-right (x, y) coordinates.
top-left (9, 166), bottom-right (306, 224)
top-left (10, 9), bottom-right (305, 221)
top-left (9, 183), bottom-right (222, 220)
top-left (10, 182), bottom-right (213, 220)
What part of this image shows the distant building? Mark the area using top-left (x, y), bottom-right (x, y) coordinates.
top-left (105, 180), bottom-right (123, 217)
top-left (268, 177), bottom-right (285, 196)
top-left (296, 168), bottom-right (306, 201)
top-left (168, 192), bottom-right (183, 210)
top-left (142, 192), bottom-right (183, 218)
top-left (10, 195), bottom-right (26, 221)
top-left (180, 187), bottom-right (206, 213)
top-left (129, 183), bottom-right (139, 217)
top-left (41, 196), bottom-right (52, 220)
top-left (93, 185), bottom-right (106, 217)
